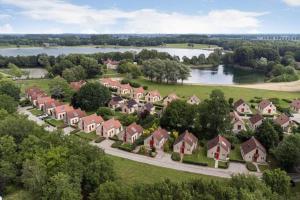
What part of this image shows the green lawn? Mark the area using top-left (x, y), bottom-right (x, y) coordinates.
top-left (17, 79), bottom-right (52, 94)
top-left (229, 144), bottom-right (243, 161)
top-left (45, 118), bottom-right (64, 128)
top-left (183, 146), bottom-right (215, 167)
top-left (74, 131), bottom-right (98, 141)
top-left (257, 164), bottom-right (270, 172)
top-left (29, 108), bottom-right (44, 116)
top-left (135, 78), bottom-right (300, 102)
top-left (109, 155), bottom-right (224, 185)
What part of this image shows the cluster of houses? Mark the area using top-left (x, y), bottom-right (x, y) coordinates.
top-left (25, 81), bottom-right (300, 166)
top-left (230, 98), bottom-right (298, 134)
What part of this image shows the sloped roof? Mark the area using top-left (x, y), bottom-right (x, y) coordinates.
top-left (230, 111), bottom-right (244, 124)
top-left (174, 130), bottom-right (198, 146)
top-left (103, 118), bottom-right (122, 130)
top-left (233, 99), bottom-right (245, 110)
top-left (44, 99), bottom-right (61, 108)
top-left (274, 113), bottom-right (290, 126)
top-left (37, 96), bottom-right (52, 105)
top-left (249, 114), bottom-right (263, 125)
top-left (147, 90), bottom-right (161, 97)
top-left (188, 95), bottom-right (200, 103)
top-left (258, 99), bottom-right (271, 109)
top-left (66, 108), bottom-right (86, 119)
top-left (119, 83), bottom-right (132, 90)
top-left (152, 128), bottom-right (169, 142)
top-left (81, 114), bottom-right (104, 125)
top-left (241, 136), bottom-right (266, 155)
top-left (207, 135), bottom-right (231, 152)
top-left (54, 104), bottom-right (74, 114)
top-left (144, 103), bottom-right (154, 111)
top-left (126, 123), bottom-right (143, 137)
top-left (70, 80), bottom-right (86, 91)
top-left (109, 96), bottom-right (123, 105)
top-left (126, 99), bottom-right (138, 108)
top-left (291, 99), bottom-right (300, 109)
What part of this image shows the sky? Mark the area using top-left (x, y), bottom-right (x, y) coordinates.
top-left (0, 0), bottom-right (300, 34)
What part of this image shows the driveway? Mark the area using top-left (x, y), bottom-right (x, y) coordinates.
top-left (17, 106), bottom-right (57, 132)
top-left (91, 139), bottom-right (261, 179)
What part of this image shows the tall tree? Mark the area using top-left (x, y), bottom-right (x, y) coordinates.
top-left (49, 76), bottom-right (73, 100)
top-left (262, 169), bottom-right (290, 197)
top-left (0, 79), bottom-right (21, 100)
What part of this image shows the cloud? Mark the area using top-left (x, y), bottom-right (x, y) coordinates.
top-left (283, 0), bottom-right (300, 6)
top-left (0, 23), bottom-right (13, 33)
top-left (0, 13), bottom-right (11, 20)
top-left (0, 0), bottom-right (268, 34)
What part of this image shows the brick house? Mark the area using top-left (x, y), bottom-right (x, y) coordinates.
top-left (173, 130), bottom-right (198, 155)
top-left (290, 99), bottom-right (300, 113)
top-left (241, 137), bottom-right (266, 163)
top-left (230, 111), bottom-right (246, 134)
top-left (258, 99), bottom-right (277, 115)
top-left (108, 96), bottom-right (125, 109)
top-left (233, 99), bottom-right (252, 114)
top-left (187, 95), bottom-right (200, 105)
top-left (43, 100), bottom-right (61, 115)
top-left (145, 90), bottom-right (162, 103)
top-left (163, 93), bottom-right (179, 106)
top-left (100, 78), bottom-right (120, 89)
top-left (248, 114), bottom-right (263, 130)
top-left (117, 84), bottom-right (132, 95)
top-left (274, 113), bottom-right (292, 132)
top-left (78, 114), bottom-right (104, 133)
top-left (65, 108), bottom-right (87, 126)
top-left (70, 80), bottom-right (86, 91)
top-left (207, 135), bottom-right (231, 161)
top-left (122, 122), bottom-right (143, 144)
top-left (121, 99), bottom-right (138, 114)
top-left (144, 128), bottom-right (169, 150)
top-left (130, 87), bottom-right (145, 100)
top-left (140, 103), bottom-right (155, 115)
top-left (96, 118), bottom-right (123, 138)
top-left (36, 96), bottom-right (52, 110)
top-left (53, 104), bottom-right (74, 120)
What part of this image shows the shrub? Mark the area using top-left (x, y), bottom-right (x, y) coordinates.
top-left (97, 107), bottom-right (114, 120)
top-left (171, 152), bottom-right (181, 161)
top-left (109, 135), bottom-right (120, 141)
top-left (19, 99), bottom-right (31, 107)
top-left (246, 162), bottom-right (257, 171)
top-left (138, 145), bottom-right (147, 155)
top-left (121, 79), bottom-right (130, 84)
top-left (95, 137), bottom-right (105, 143)
top-left (268, 98), bottom-right (279, 105)
top-left (129, 81), bottom-right (141, 88)
top-left (69, 129), bottom-right (80, 135)
top-left (142, 85), bottom-right (148, 90)
top-left (229, 159), bottom-right (246, 163)
top-left (111, 141), bottom-right (122, 148)
top-left (281, 99), bottom-right (292, 103)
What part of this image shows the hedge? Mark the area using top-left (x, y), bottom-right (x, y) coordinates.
top-left (118, 143), bottom-right (135, 152)
top-left (246, 162), bottom-right (257, 172)
top-left (182, 159), bottom-right (208, 166)
top-left (111, 141), bottom-right (122, 148)
top-left (229, 159), bottom-right (246, 164)
top-left (95, 137), bottom-right (106, 143)
top-left (171, 152), bottom-right (181, 161)
top-left (109, 135), bottom-right (121, 141)
top-left (218, 161), bottom-right (229, 169)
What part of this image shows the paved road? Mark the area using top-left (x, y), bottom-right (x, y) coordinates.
top-left (91, 139), bottom-right (261, 179)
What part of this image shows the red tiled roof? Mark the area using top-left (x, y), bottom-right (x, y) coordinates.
top-left (81, 114), bottom-right (104, 125)
top-left (241, 136), bottom-right (266, 155)
top-left (258, 99), bottom-right (271, 109)
top-left (233, 99), bottom-right (245, 110)
top-left (291, 99), bottom-right (300, 109)
top-left (103, 118), bottom-right (122, 130)
top-left (133, 87), bottom-right (144, 94)
top-left (152, 128), bottom-right (168, 142)
top-left (249, 114), bottom-right (263, 125)
top-left (44, 99), bottom-right (61, 108)
top-left (126, 123), bottom-right (143, 137)
top-left (54, 104), bottom-right (74, 114)
top-left (147, 90), bottom-right (161, 97)
top-left (230, 111), bottom-right (244, 124)
top-left (37, 96), bottom-right (52, 105)
top-left (70, 80), bottom-right (86, 91)
top-left (274, 113), bottom-right (289, 126)
top-left (207, 135), bottom-right (231, 152)
top-left (66, 108), bottom-right (86, 119)
top-left (119, 83), bottom-right (132, 90)
top-left (174, 130), bottom-right (198, 146)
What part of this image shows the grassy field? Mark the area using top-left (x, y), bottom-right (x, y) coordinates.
top-left (29, 108), bottom-right (44, 116)
top-left (135, 78), bottom-right (300, 103)
top-left (229, 144), bottom-right (243, 161)
top-left (162, 43), bottom-right (218, 49)
top-left (17, 79), bottom-right (52, 94)
top-left (109, 155), bottom-right (224, 185)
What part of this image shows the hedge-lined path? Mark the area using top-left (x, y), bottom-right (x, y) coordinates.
top-left (91, 139), bottom-right (261, 179)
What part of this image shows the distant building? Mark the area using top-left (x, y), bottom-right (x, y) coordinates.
top-left (103, 59), bottom-right (120, 70)
top-left (65, 108), bottom-right (86, 126)
top-left (123, 123), bottom-right (143, 144)
top-left (130, 87), bottom-right (145, 100)
top-left (274, 113), bottom-right (292, 132)
top-left (145, 90), bottom-right (162, 103)
top-left (163, 93), bottom-right (179, 106)
top-left (121, 99), bottom-right (139, 114)
top-left (117, 84), bottom-right (132, 95)
top-left (290, 99), bottom-right (300, 113)
top-left (96, 118), bottom-right (123, 138)
top-left (108, 96), bottom-right (125, 109)
top-left (249, 114), bottom-right (264, 130)
top-left (53, 104), bottom-right (74, 120)
top-left (230, 111), bottom-right (246, 134)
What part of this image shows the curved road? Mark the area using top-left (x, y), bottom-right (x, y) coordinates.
top-left (91, 139), bottom-right (261, 179)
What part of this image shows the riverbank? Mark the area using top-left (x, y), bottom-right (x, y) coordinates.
top-left (0, 43), bottom-right (219, 50)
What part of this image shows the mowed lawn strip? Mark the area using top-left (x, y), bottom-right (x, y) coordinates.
top-left (135, 78), bottom-right (300, 102)
top-left (108, 155), bottom-right (225, 185)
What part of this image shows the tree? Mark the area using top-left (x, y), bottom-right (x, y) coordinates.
top-left (262, 169), bottom-right (290, 197)
top-left (74, 82), bottom-right (111, 111)
top-left (97, 107), bottom-right (114, 120)
top-left (196, 90), bottom-right (231, 139)
top-left (80, 57), bottom-right (101, 78)
top-left (255, 120), bottom-right (283, 150)
top-left (0, 79), bottom-right (21, 100)
top-left (42, 172), bottom-right (81, 200)
top-left (0, 94), bottom-right (18, 113)
top-left (273, 134), bottom-right (300, 170)
top-left (62, 65), bottom-right (87, 83)
top-left (8, 62), bottom-right (23, 79)
top-left (49, 76), bottom-right (73, 100)
top-left (91, 182), bottom-right (133, 200)
top-left (160, 100), bottom-right (196, 132)
top-left (118, 114), bottom-right (138, 126)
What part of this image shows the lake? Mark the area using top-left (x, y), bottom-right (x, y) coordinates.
top-left (0, 46), bottom-right (265, 84)
top-left (0, 46), bottom-right (212, 58)
top-left (185, 65), bottom-right (265, 85)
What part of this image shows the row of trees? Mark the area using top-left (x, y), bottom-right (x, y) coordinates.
top-left (182, 49), bottom-right (222, 66)
top-left (142, 59), bottom-right (190, 83)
